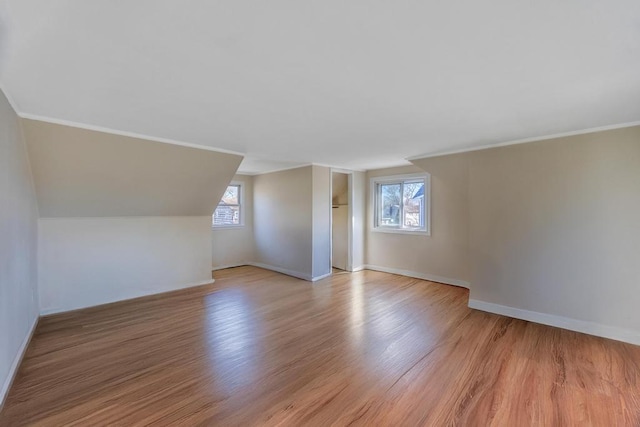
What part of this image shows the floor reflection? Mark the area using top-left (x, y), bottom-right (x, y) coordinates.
top-left (350, 276), bottom-right (365, 345)
top-left (204, 288), bottom-right (259, 393)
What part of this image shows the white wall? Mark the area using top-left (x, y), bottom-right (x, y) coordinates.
top-left (332, 206), bottom-right (349, 270)
top-left (312, 166), bottom-right (331, 279)
top-left (0, 90), bottom-right (39, 405)
top-left (350, 171), bottom-right (366, 271)
top-left (212, 174), bottom-right (255, 270)
top-left (253, 166), bottom-right (314, 279)
top-left (466, 126), bottom-right (640, 344)
top-left (365, 165), bottom-right (470, 287)
top-left (38, 217), bottom-right (213, 314)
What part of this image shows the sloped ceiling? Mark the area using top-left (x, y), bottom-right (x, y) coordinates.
top-left (23, 119), bottom-right (243, 217)
top-left (2, 1), bottom-right (640, 172)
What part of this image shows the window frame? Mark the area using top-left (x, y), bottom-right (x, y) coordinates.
top-left (371, 173), bottom-right (431, 236)
top-left (212, 181), bottom-right (244, 228)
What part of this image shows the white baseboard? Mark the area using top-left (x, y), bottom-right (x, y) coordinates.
top-left (247, 262), bottom-right (314, 281)
top-left (469, 299), bottom-right (640, 346)
top-left (40, 278), bottom-right (215, 316)
top-left (1, 315), bottom-right (39, 410)
top-left (212, 263), bottom-right (248, 271)
top-left (311, 271), bottom-right (333, 282)
top-left (349, 265), bottom-right (365, 272)
top-left (363, 264), bottom-right (470, 289)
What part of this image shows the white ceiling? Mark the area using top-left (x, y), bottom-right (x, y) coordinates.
top-left (1, 0), bottom-right (639, 173)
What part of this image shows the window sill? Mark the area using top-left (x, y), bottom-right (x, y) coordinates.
top-left (372, 227), bottom-right (430, 236)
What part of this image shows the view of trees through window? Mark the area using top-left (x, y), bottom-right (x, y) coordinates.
top-left (377, 178), bottom-right (425, 230)
top-left (213, 185), bottom-right (241, 226)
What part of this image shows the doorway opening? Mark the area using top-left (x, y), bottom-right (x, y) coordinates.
top-left (331, 171), bottom-right (349, 271)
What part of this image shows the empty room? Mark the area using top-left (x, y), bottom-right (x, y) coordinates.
top-left (1, 0), bottom-right (639, 425)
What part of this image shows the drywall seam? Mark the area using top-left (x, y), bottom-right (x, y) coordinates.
top-left (469, 299), bottom-right (640, 346)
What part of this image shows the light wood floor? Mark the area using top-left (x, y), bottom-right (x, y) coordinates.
top-left (2, 266), bottom-right (640, 426)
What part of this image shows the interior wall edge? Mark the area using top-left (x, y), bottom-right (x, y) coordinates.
top-left (469, 299), bottom-right (640, 346)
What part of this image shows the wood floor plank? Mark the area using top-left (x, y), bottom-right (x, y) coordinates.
top-left (1, 266), bottom-right (639, 426)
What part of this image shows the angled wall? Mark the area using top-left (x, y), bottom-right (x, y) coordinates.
top-left (0, 90), bottom-right (39, 406)
top-left (23, 119), bottom-right (243, 312)
top-left (22, 119), bottom-right (242, 217)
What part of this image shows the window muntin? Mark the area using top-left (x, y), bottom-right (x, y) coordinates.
top-left (373, 174), bottom-right (429, 234)
top-left (213, 184), bottom-right (242, 227)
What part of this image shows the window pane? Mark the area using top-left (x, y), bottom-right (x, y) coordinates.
top-left (221, 185), bottom-right (239, 205)
top-left (213, 185), bottom-right (241, 226)
top-left (403, 181), bottom-right (425, 229)
top-left (213, 205), bottom-right (240, 226)
top-left (379, 183), bottom-right (401, 226)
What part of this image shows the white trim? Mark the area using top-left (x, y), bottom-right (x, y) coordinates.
top-left (247, 262), bottom-right (314, 281)
top-left (0, 315), bottom-right (38, 410)
top-left (211, 225), bottom-right (245, 230)
top-left (39, 279), bottom-right (215, 316)
top-left (371, 228), bottom-right (430, 236)
top-left (311, 271), bottom-right (333, 282)
top-left (407, 121), bottom-right (640, 161)
top-left (349, 265), bottom-right (365, 272)
top-left (212, 263), bottom-right (248, 271)
top-left (18, 113), bottom-right (245, 156)
top-left (217, 262), bottom-right (330, 282)
top-left (363, 264), bottom-right (470, 289)
top-left (468, 299), bottom-right (640, 346)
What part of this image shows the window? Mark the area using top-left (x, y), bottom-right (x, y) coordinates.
top-left (213, 183), bottom-right (242, 227)
top-left (372, 173), bottom-right (430, 234)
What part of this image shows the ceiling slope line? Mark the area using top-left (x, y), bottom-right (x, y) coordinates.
top-left (406, 120), bottom-right (640, 161)
top-left (0, 82), bottom-right (21, 114)
top-left (18, 112), bottom-right (246, 156)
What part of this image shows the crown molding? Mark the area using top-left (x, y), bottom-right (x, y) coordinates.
top-left (18, 112), bottom-right (245, 156)
top-left (407, 121), bottom-right (640, 161)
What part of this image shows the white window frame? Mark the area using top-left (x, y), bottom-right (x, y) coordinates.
top-left (212, 181), bottom-right (244, 228)
top-left (371, 172), bottom-right (430, 236)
